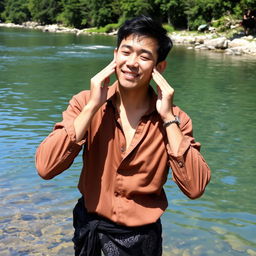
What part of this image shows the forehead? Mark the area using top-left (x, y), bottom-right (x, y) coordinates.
top-left (119, 34), bottom-right (159, 52)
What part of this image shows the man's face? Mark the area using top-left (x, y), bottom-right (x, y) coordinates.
top-left (114, 34), bottom-right (159, 90)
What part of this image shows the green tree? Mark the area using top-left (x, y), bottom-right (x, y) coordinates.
top-left (29, 0), bottom-right (61, 24)
top-left (236, 0), bottom-right (256, 16)
top-left (0, 0), bottom-right (5, 15)
top-left (57, 0), bottom-right (89, 28)
top-left (154, 0), bottom-right (188, 28)
top-left (2, 0), bottom-right (30, 23)
top-left (120, 0), bottom-right (153, 19)
top-left (85, 0), bottom-right (119, 27)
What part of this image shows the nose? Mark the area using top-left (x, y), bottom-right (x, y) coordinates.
top-left (126, 54), bottom-right (139, 68)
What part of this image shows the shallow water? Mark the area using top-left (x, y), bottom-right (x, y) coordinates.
top-left (0, 28), bottom-right (256, 256)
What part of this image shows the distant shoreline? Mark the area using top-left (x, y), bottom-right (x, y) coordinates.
top-left (1, 22), bottom-right (256, 56)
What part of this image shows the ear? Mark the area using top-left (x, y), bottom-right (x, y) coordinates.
top-left (156, 60), bottom-right (167, 73)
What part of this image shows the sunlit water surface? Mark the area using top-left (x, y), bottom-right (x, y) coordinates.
top-left (0, 28), bottom-right (256, 256)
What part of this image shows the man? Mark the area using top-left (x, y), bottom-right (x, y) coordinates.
top-left (36, 16), bottom-right (211, 256)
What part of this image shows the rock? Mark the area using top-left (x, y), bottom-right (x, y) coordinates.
top-left (195, 45), bottom-right (202, 49)
top-left (211, 226), bottom-right (227, 235)
top-left (228, 38), bottom-right (250, 48)
top-left (225, 49), bottom-right (234, 55)
top-left (247, 249), bottom-right (256, 256)
top-left (207, 45), bottom-right (216, 50)
top-left (43, 24), bottom-right (59, 33)
top-left (195, 36), bottom-right (208, 44)
top-left (22, 21), bottom-right (40, 28)
top-left (204, 37), bottom-right (228, 49)
top-left (208, 26), bottom-right (216, 32)
top-left (224, 234), bottom-right (245, 252)
top-left (108, 30), bottom-right (117, 36)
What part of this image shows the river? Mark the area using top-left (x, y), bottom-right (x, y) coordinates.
top-left (0, 27), bottom-right (256, 256)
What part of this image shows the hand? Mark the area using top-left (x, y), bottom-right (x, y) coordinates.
top-left (152, 68), bottom-right (174, 121)
top-left (88, 60), bottom-right (116, 111)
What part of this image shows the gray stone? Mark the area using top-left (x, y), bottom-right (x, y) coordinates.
top-left (204, 37), bottom-right (228, 49)
top-left (228, 38), bottom-right (250, 48)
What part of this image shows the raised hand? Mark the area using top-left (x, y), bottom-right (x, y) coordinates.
top-left (152, 68), bottom-right (174, 122)
top-left (74, 60), bottom-right (116, 142)
top-left (88, 60), bottom-right (116, 111)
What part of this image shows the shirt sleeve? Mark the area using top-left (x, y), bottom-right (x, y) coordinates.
top-left (166, 108), bottom-right (211, 199)
top-left (35, 91), bottom-right (88, 180)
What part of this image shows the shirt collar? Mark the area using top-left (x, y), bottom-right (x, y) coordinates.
top-left (106, 81), bottom-right (157, 116)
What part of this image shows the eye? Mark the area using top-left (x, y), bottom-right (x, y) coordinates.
top-left (140, 55), bottom-right (151, 61)
top-left (121, 50), bottom-right (130, 55)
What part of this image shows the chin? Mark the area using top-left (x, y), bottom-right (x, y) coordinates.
top-left (117, 77), bottom-right (138, 89)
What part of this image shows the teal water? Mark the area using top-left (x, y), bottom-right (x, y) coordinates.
top-left (0, 28), bottom-right (256, 256)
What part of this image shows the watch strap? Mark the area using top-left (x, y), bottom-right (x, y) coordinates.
top-left (163, 115), bottom-right (180, 128)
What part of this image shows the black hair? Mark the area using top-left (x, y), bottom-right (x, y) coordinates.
top-left (117, 16), bottom-right (173, 63)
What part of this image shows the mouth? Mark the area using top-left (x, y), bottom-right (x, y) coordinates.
top-left (121, 70), bottom-right (140, 80)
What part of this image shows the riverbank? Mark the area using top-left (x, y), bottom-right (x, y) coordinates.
top-left (171, 31), bottom-right (256, 56)
top-left (1, 21), bottom-right (256, 56)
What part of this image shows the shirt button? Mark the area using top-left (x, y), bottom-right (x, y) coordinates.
top-left (178, 161), bottom-right (184, 168)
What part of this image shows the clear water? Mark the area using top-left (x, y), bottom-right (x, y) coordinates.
top-left (0, 28), bottom-right (255, 256)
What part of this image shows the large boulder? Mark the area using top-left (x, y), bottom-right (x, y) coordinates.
top-left (228, 38), bottom-right (250, 48)
top-left (203, 37), bottom-right (228, 49)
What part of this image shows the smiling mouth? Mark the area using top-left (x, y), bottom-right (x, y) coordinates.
top-left (122, 70), bottom-right (139, 79)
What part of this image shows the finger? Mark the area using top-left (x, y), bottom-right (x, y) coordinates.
top-left (102, 61), bottom-right (116, 78)
top-left (152, 69), bottom-right (167, 91)
top-left (153, 68), bottom-right (173, 92)
top-left (103, 76), bottom-right (110, 87)
top-left (92, 61), bottom-right (116, 86)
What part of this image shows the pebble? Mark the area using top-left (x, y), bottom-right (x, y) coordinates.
top-left (247, 249), bottom-right (256, 256)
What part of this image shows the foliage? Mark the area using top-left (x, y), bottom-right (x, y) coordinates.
top-left (120, 0), bottom-right (153, 18)
top-left (0, 0), bottom-right (256, 31)
top-left (28, 0), bottom-right (61, 24)
top-left (56, 0), bottom-right (88, 28)
top-left (163, 24), bottom-right (175, 33)
top-left (86, 23), bottom-right (120, 33)
top-left (2, 0), bottom-right (30, 24)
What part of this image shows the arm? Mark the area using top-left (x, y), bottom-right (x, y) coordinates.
top-left (74, 60), bottom-right (116, 142)
top-left (35, 60), bottom-right (116, 179)
top-left (152, 68), bottom-right (211, 199)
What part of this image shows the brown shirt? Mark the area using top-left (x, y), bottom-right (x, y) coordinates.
top-left (36, 83), bottom-right (211, 226)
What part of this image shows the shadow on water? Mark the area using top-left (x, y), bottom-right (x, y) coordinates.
top-left (0, 28), bottom-right (255, 255)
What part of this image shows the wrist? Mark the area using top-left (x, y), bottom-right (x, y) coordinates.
top-left (161, 113), bottom-right (175, 123)
top-left (163, 115), bottom-right (180, 128)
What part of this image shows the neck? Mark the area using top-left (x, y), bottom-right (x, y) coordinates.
top-left (117, 84), bottom-right (150, 111)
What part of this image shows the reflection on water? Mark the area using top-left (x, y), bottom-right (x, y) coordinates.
top-left (0, 28), bottom-right (256, 255)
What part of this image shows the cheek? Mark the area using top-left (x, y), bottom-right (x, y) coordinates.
top-left (116, 53), bottom-right (126, 63)
top-left (140, 62), bottom-right (154, 74)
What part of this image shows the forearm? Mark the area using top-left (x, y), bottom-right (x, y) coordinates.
top-left (164, 112), bottom-right (211, 199)
top-left (74, 102), bottom-right (98, 142)
top-left (164, 116), bottom-right (184, 156)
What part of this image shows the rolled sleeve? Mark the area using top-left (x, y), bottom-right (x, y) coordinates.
top-left (166, 108), bottom-right (211, 199)
top-left (35, 91), bottom-right (89, 179)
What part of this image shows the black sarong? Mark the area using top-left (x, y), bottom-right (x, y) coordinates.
top-left (72, 197), bottom-right (162, 256)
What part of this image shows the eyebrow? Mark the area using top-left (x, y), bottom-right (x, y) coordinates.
top-left (120, 45), bottom-right (154, 57)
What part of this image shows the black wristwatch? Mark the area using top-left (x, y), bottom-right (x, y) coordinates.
top-left (163, 115), bottom-right (180, 128)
